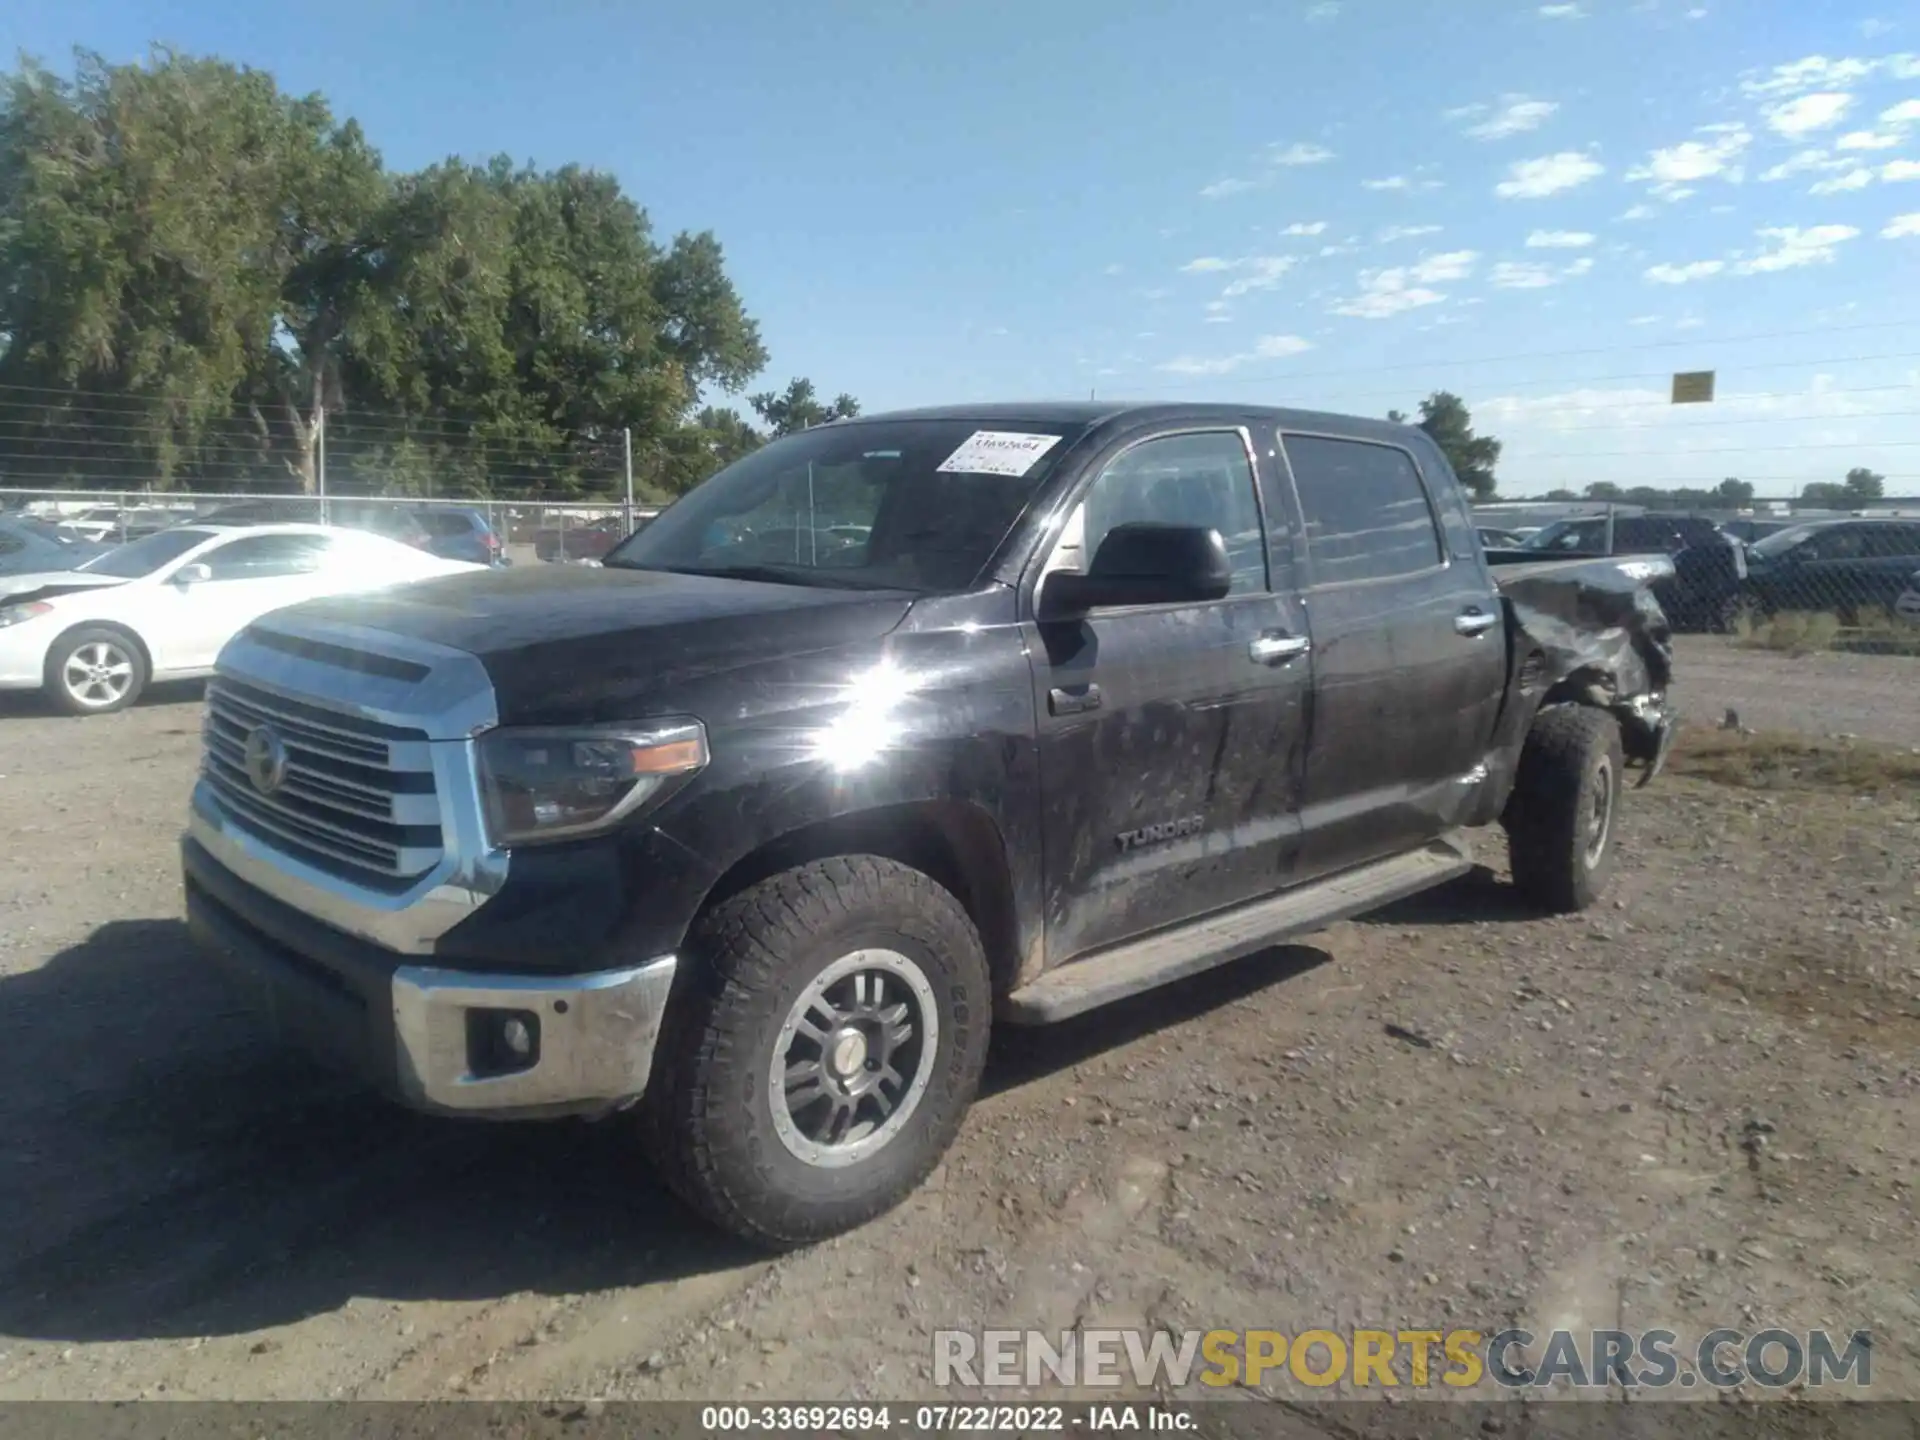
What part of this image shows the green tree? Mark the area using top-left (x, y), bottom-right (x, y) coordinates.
top-left (1584, 482), bottom-right (1624, 502)
top-left (1843, 466), bottom-right (1884, 502)
top-left (1389, 391), bottom-right (1501, 501)
top-left (1541, 488), bottom-right (1579, 501)
top-left (751, 377), bottom-right (860, 437)
top-left (1714, 477), bottom-right (1754, 506)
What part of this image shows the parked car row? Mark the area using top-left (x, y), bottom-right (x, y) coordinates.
top-left (0, 523), bottom-right (481, 714)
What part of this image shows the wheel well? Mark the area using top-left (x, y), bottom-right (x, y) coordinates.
top-left (698, 802), bottom-right (1022, 996)
top-left (47, 620), bottom-right (152, 676)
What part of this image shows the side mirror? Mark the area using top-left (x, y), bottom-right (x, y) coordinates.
top-left (1040, 522), bottom-right (1232, 617)
top-left (173, 562), bottom-right (213, 587)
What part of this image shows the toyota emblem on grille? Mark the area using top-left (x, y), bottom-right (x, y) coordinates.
top-left (243, 724), bottom-right (290, 796)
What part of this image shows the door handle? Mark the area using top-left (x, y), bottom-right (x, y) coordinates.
top-left (1249, 633), bottom-right (1310, 665)
top-left (1049, 684), bottom-right (1102, 716)
top-left (1453, 608), bottom-right (1497, 637)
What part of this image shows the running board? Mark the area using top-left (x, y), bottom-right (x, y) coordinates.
top-left (1002, 833), bottom-right (1474, 1025)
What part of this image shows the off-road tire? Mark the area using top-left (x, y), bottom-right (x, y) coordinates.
top-left (641, 855), bottom-right (992, 1249)
top-left (44, 625), bottom-right (149, 716)
top-left (1503, 705), bottom-right (1624, 914)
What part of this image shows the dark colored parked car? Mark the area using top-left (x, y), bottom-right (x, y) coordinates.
top-left (1518, 513), bottom-right (1743, 631)
top-left (533, 515), bottom-right (630, 563)
top-left (0, 515), bottom-right (112, 577)
top-left (1710, 518), bottom-right (1920, 628)
top-left (414, 507), bottom-right (507, 566)
top-left (181, 400), bottom-right (1676, 1250)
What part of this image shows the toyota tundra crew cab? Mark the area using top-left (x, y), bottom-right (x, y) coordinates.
top-left (182, 402), bottom-right (1678, 1247)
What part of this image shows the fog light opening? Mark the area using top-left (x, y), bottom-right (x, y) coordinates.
top-left (466, 1008), bottom-right (542, 1078)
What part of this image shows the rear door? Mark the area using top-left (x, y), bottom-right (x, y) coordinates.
top-left (1025, 425), bottom-right (1312, 963)
top-left (1279, 431), bottom-right (1508, 880)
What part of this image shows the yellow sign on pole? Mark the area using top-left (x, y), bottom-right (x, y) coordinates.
top-left (1671, 370), bottom-right (1716, 404)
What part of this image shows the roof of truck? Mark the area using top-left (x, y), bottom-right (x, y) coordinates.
top-left (847, 401), bottom-right (1417, 447)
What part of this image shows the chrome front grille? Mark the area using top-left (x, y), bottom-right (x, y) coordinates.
top-left (202, 677), bottom-right (444, 885)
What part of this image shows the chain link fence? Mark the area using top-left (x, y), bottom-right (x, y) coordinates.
top-left (0, 487), bottom-right (662, 570)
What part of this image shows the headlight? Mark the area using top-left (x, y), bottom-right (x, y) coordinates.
top-left (0, 602), bottom-right (54, 629)
top-left (476, 720), bottom-right (708, 846)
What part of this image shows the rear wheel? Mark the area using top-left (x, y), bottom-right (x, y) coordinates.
top-left (642, 855), bottom-right (991, 1248)
top-left (1503, 705), bottom-right (1624, 914)
top-left (44, 627), bottom-right (148, 716)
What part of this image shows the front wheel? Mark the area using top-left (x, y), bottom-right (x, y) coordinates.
top-left (1503, 705), bottom-right (1624, 914)
top-left (642, 855), bottom-right (992, 1248)
top-left (44, 627), bottom-right (148, 716)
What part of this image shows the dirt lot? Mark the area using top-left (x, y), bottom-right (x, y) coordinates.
top-left (0, 642), bottom-right (1915, 1406)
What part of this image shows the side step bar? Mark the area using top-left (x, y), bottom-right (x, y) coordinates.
top-left (1002, 833), bottom-right (1474, 1025)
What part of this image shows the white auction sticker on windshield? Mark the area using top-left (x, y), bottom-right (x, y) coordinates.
top-left (936, 431), bottom-right (1063, 477)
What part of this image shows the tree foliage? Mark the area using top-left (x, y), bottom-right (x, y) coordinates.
top-left (1388, 391), bottom-right (1500, 501)
top-left (1798, 468), bottom-right (1886, 508)
top-left (0, 47), bottom-right (853, 499)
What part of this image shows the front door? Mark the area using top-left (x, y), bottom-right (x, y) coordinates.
top-left (1026, 427), bottom-right (1313, 965)
top-left (157, 533), bottom-right (334, 672)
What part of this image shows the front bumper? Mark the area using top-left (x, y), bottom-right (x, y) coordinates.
top-left (184, 836), bottom-right (676, 1118)
top-left (1618, 693), bottom-right (1679, 788)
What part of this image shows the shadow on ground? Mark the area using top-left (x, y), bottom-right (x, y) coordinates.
top-left (0, 920), bottom-right (1327, 1345)
top-left (1355, 864), bottom-right (1543, 927)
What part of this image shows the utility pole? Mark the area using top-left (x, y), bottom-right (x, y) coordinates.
top-left (623, 428), bottom-right (634, 534)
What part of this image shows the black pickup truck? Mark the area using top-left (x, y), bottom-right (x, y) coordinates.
top-left (182, 402), bottom-right (1677, 1247)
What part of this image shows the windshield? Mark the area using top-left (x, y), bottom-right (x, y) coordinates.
top-left (1747, 524), bottom-right (1820, 559)
top-left (1521, 518), bottom-right (1608, 552)
top-left (78, 527), bottom-right (214, 578)
top-left (604, 418), bottom-right (1085, 594)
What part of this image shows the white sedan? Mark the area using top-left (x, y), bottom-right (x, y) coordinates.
top-left (0, 523), bottom-right (479, 715)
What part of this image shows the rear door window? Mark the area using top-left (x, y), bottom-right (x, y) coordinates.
top-left (1282, 435), bottom-right (1444, 585)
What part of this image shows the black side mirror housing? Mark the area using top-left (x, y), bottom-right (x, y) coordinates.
top-left (1040, 522), bottom-right (1232, 617)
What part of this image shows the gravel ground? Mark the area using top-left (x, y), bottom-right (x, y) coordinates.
top-left (0, 647), bottom-right (1914, 1408)
top-left (1670, 636), bottom-right (1920, 749)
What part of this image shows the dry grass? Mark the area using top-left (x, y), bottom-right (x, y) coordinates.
top-left (1732, 606), bottom-right (1920, 656)
top-left (1667, 725), bottom-right (1920, 794)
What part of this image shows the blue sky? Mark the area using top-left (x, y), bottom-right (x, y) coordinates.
top-left (5, 0), bottom-right (1920, 496)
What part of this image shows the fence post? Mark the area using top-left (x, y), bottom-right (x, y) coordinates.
top-left (317, 407), bottom-right (329, 526)
top-left (623, 428), bottom-right (634, 536)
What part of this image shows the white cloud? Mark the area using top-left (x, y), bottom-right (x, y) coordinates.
top-left (1159, 333), bottom-right (1313, 375)
top-left (1645, 259), bottom-right (1725, 283)
top-left (1887, 158), bottom-right (1920, 181)
top-left (1270, 142), bottom-right (1336, 166)
top-left (1761, 148), bottom-right (1846, 181)
top-left (1220, 256), bottom-right (1300, 297)
top-left (1619, 204), bottom-right (1658, 220)
top-left (1860, 19), bottom-right (1894, 38)
top-left (1629, 314), bottom-right (1663, 325)
top-left (1881, 99), bottom-right (1920, 125)
top-left (1378, 223), bottom-right (1444, 241)
top-left (1741, 56), bottom-right (1879, 99)
top-left (1810, 167), bottom-right (1875, 193)
top-left (1451, 96), bottom-right (1560, 141)
top-left (1492, 255), bottom-right (1596, 288)
top-left (1883, 213), bottom-right (1920, 237)
top-left (1181, 257), bottom-right (1234, 273)
top-left (1330, 257), bottom-right (1474, 319)
top-left (1305, 2), bottom-right (1341, 21)
top-left (1281, 221), bottom-right (1329, 235)
top-left (1200, 177), bottom-right (1260, 199)
top-left (1410, 249), bottom-right (1479, 282)
top-left (1103, 263), bottom-right (1125, 275)
top-left (1628, 126), bottom-right (1752, 198)
top-left (1364, 175), bottom-right (1413, 191)
top-left (1766, 92), bottom-right (1855, 137)
top-left (1735, 224), bottom-right (1861, 272)
top-left (1686, 6), bottom-right (1708, 17)
top-left (1490, 261), bottom-right (1559, 289)
top-left (1495, 151), bottom-right (1606, 198)
top-left (1837, 130), bottom-right (1901, 149)
top-left (1538, 3), bottom-right (1584, 16)
top-left (1526, 228), bottom-right (1596, 247)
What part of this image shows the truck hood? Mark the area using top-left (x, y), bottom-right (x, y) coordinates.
top-left (272, 562), bottom-right (918, 725)
top-left (0, 569), bottom-right (132, 604)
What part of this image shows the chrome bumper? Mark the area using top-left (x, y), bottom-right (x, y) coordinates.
top-left (391, 957), bottom-right (678, 1115)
